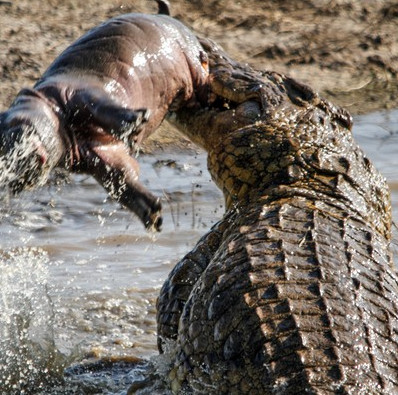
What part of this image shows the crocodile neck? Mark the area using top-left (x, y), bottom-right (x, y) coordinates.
top-left (207, 106), bottom-right (391, 241)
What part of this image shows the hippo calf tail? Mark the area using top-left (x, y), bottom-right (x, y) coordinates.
top-left (156, 0), bottom-right (171, 15)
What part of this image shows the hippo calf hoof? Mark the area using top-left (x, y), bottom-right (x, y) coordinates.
top-left (143, 197), bottom-right (162, 232)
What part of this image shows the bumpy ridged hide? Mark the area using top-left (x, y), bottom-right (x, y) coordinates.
top-left (157, 41), bottom-right (398, 394)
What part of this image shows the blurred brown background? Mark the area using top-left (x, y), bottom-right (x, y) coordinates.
top-left (1, 0), bottom-right (397, 145)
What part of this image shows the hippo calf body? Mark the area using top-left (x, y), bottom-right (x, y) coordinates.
top-left (0, 11), bottom-right (208, 229)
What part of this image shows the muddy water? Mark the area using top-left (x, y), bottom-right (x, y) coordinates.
top-left (1, 110), bottom-right (398, 394)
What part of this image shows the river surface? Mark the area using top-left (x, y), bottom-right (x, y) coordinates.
top-left (1, 110), bottom-right (398, 394)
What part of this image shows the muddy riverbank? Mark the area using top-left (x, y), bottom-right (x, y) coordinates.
top-left (1, 0), bottom-right (397, 149)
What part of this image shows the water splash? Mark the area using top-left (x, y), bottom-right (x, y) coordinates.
top-left (0, 247), bottom-right (68, 394)
top-left (0, 129), bottom-right (53, 194)
top-left (64, 357), bottom-right (153, 394)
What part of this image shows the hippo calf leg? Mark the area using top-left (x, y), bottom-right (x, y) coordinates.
top-left (67, 89), bottom-right (150, 146)
top-left (77, 136), bottom-right (162, 231)
top-left (65, 90), bottom-right (162, 229)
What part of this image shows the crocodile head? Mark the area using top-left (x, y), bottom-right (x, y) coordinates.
top-left (168, 38), bottom-right (306, 209)
top-left (169, 38), bottom-right (391, 240)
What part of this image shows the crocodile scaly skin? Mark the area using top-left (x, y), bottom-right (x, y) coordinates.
top-left (157, 39), bottom-right (398, 394)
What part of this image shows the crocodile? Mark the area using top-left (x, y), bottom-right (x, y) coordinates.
top-left (156, 38), bottom-right (398, 393)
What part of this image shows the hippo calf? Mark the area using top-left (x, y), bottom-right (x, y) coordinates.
top-left (0, 3), bottom-right (208, 230)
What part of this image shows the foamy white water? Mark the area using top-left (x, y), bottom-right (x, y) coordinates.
top-left (0, 248), bottom-right (71, 393)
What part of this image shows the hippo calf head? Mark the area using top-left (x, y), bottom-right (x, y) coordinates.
top-left (0, 89), bottom-right (64, 192)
